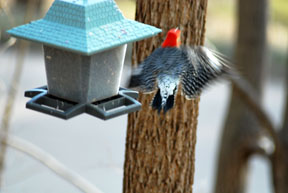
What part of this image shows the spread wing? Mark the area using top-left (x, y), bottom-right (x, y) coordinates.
top-left (128, 45), bottom-right (231, 96)
top-left (180, 46), bottom-right (231, 99)
top-left (129, 47), bottom-right (184, 93)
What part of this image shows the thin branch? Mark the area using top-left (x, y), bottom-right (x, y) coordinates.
top-left (0, 0), bottom-right (34, 185)
top-left (0, 0), bottom-right (16, 54)
top-left (0, 37), bottom-right (17, 54)
top-left (281, 41), bottom-right (288, 137)
top-left (0, 40), bottom-right (29, 184)
top-left (230, 73), bottom-right (280, 148)
top-left (0, 0), bottom-right (15, 28)
top-left (5, 135), bottom-right (105, 193)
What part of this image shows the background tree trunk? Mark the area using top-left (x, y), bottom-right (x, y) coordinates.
top-left (271, 46), bottom-right (288, 193)
top-left (123, 0), bottom-right (208, 193)
top-left (214, 0), bottom-right (268, 193)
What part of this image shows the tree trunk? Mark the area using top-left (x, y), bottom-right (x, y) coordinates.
top-left (123, 0), bottom-right (208, 193)
top-left (271, 45), bottom-right (288, 193)
top-left (214, 0), bottom-right (268, 193)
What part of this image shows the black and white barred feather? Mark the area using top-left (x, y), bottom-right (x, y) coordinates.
top-left (129, 45), bottom-right (231, 113)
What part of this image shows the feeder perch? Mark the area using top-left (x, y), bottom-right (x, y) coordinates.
top-left (7, 0), bottom-right (162, 120)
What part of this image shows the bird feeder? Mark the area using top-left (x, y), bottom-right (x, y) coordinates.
top-left (7, 0), bottom-right (161, 120)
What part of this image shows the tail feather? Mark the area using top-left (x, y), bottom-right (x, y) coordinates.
top-left (151, 89), bottom-right (175, 114)
top-left (151, 89), bottom-right (162, 113)
top-left (163, 95), bottom-right (175, 113)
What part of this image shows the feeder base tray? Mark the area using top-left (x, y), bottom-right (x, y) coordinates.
top-left (25, 86), bottom-right (141, 120)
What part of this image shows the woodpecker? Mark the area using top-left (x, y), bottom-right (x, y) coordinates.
top-left (129, 28), bottom-right (231, 113)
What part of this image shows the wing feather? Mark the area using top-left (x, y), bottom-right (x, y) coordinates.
top-left (180, 46), bottom-right (230, 99)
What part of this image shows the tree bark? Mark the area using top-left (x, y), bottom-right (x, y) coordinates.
top-left (123, 0), bottom-right (208, 193)
top-left (214, 0), bottom-right (268, 193)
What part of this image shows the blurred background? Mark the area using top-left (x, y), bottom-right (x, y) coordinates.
top-left (0, 0), bottom-right (287, 193)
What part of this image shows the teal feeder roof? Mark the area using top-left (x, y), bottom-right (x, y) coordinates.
top-left (7, 0), bottom-right (162, 55)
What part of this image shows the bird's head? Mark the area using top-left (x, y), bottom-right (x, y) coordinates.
top-left (162, 28), bottom-right (181, 48)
